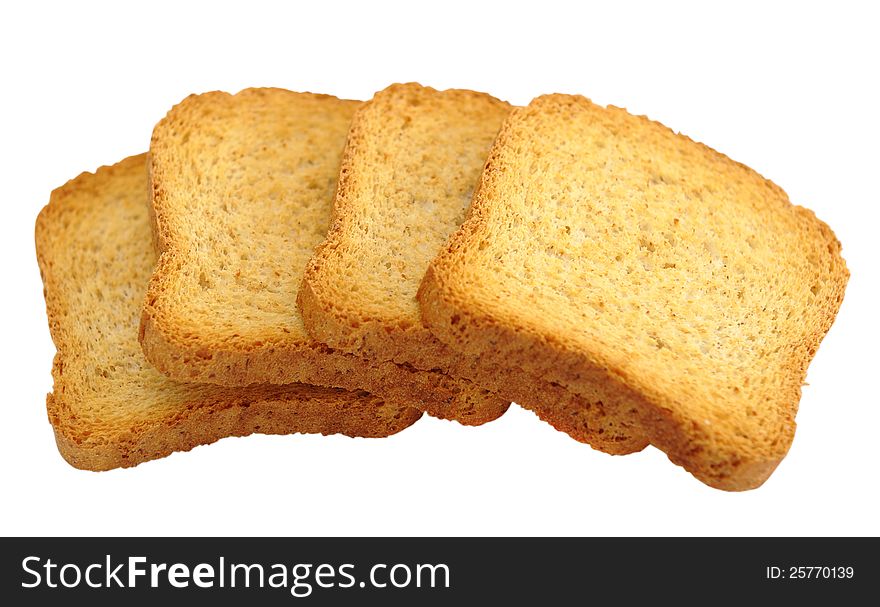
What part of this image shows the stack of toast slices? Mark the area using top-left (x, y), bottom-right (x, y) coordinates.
top-left (36, 83), bottom-right (848, 490)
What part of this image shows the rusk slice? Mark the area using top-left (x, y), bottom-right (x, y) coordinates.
top-left (420, 94), bottom-right (849, 490)
top-left (35, 154), bottom-right (422, 470)
top-left (301, 83), bottom-right (640, 453)
top-left (142, 89), bottom-right (506, 424)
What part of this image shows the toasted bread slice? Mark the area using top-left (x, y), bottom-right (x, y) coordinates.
top-left (300, 83), bottom-right (644, 454)
top-left (420, 94), bottom-right (849, 490)
top-left (141, 89), bottom-right (507, 424)
top-left (35, 154), bottom-right (422, 471)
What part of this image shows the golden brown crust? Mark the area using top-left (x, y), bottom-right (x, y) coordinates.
top-left (142, 88), bottom-right (507, 425)
top-left (140, 308), bottom-right (507, 424)
top-left (36, 154), bottom-right (422, 471)
top-left (48, 390), bottom-right (422, 471)
top-left (420, 94), bottom-right (849, 490)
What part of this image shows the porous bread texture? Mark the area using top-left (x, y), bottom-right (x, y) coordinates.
top-left (300, 82), bottom-right (642, 454)
top-left (141, 88), bottom-right (506, 425)
top-left (420, 94), bottom-right (849, 490)
top-left (35, 154), bottom-right (422, 471)
top-left (300, 84), bottom-right (511, 366)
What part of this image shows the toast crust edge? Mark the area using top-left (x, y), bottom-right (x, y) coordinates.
top-left (47, 391), bottom-right (422, 471)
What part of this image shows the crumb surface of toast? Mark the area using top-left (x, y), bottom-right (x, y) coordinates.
top-left (301, 83), bottom-right (512, 367)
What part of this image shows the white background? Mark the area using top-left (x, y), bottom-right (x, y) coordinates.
top-left (2, 1), bottom-right (878, 536)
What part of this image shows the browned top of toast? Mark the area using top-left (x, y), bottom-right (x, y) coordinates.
top-left (420, 94), bottom-right (849, 490)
